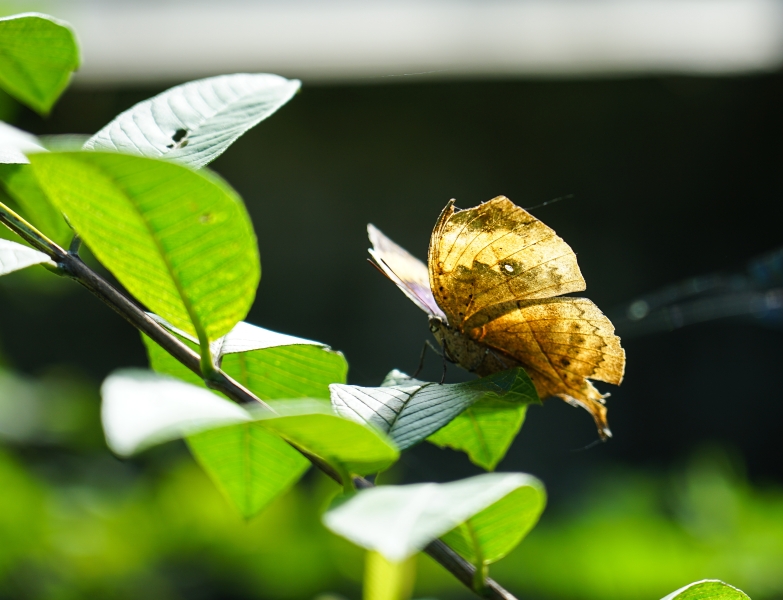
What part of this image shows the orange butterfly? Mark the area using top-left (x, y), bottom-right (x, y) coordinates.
top-left (368, 196), bottom-right (625, 439)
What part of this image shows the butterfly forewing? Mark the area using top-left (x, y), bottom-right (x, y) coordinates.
top-left (367, 224), bottom-right (446, 320)
top-left (429, 197), bottom-right (586, 327)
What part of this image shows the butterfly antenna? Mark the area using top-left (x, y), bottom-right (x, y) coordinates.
top-left (570, 438), bottom-right (604, 453)
top-left (524, 194), bottom-right (574, 212)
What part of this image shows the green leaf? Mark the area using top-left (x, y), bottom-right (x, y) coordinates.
top-left (440, 483), bottom-right (546, 565)
top-left (330, 368), bottom-right (538, 452)
top-left (323, 472), bottom-right (544, 562)
top-left (364, 551), bottom-right (416, 600)
top-left (187, 422), bottom-right (308, 519)
top-left (84, 74), bottom-right (300, 169)
top-left (0, 13), bottom-right (80, 114)
top-left (427, 397), bottom-right (531, 471)
top-left (661, 581), bottom-right (750, 600)
top-left (29, 152), bottom-right (259, 342)
top-left (0, 239), bottom-right (51, 275)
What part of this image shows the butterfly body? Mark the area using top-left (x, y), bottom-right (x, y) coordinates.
top-left (368, 196), bottom-right (625, 439)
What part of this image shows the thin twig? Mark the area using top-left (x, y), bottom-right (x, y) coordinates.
top-left (0, 207), bottom-right (519, 600)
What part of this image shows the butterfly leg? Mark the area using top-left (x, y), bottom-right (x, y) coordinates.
top-left (439, 342), bottom-right (457, 384)
top-left (413, 340), bottom-right (441, 378)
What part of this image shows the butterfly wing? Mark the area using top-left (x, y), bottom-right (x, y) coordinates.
top-left (367, 224), bottom-right (447, 320)
top-left (429, 196), bottom-right (586, 327)
top-left (470, 297), bottom-right (625, 438)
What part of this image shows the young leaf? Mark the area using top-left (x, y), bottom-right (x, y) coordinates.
top-left (101, 369), bottom-right (251, 456)
top-left (364, 551), bottom-right (416, 600)
top-left (330, 368), bottom-right (537, 451)
top-left (440, 483), bottom-right (545, 565)
top-left (144, 318), bottom-right (348, 400)
top-left (0, 13), bottom-right (80, 115)
top-left (0, 121), bottom-right (45, 164)
top-left (323, 472), bottom-right (544, 562)
top-left (141, 322), bottom-right (351, 514)
top-left (0, 239), bottom-right (52, 275)
top-left (29, 152), bottom-right (259, 343)
top-left (426, 397), bottom-right (531, 471)
top-left (661, 580), bottom-right (750, 600)
top-left (257, 404), bottom-right (399, 477)
top-left (83, 74), bottom-right (301, 169)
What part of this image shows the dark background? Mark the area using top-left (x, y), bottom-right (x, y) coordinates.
top-left (3, 74), bottom-right (782, 505)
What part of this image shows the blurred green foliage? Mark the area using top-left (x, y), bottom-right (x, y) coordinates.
top-left (0, 366), bottom-right (781, 600)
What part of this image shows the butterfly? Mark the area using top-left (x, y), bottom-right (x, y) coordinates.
top-left (368, 196), bottom-right (625, 439)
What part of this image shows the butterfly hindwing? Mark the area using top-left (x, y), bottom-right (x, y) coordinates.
top-left (470, 297), bottom-right (625, 438)
top-left (429, 196), bottom-right (586, 327)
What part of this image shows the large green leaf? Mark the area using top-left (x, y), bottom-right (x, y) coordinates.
top-left (84, 74), bottom-right (300, 169)
top-left (323, 472), bottom-right (544, 562)
top-left (0, 13), bottom-right (80, 114)
top-left (330, 368), bottom-right (538, 452)
top-left (29, 152), bottom-right (259, 342)
top-left (427, 397), bottom-right (531, 471)
top-left (661, 581), bottom-right (750, 600)
top-left (0, 239), bottom-right (51, 275)
top-left (440, 482), bottom-right (545, 565)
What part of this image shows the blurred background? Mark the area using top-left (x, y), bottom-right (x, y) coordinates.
top-left (1, 1), bottom-right (783, 599)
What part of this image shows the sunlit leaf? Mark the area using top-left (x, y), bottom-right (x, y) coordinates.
top-left (0, 239), bottom-right (51, 275)
top-left (330, 368), bottom-right (537, 451)
top-left (661, 580), bottom-right (750, 600)
top-left (364, 551), bottom-right (416, 600)
top-left (84, 74), bottom-right (300, 169)
top-left (323, 472), bottom-right (543, 562)
top-left (440, 481), bottom-right (545, 565)
top-left (0, 13), bottom-right (80, 114)
top-left (30, 152), bottom-right (259, 342)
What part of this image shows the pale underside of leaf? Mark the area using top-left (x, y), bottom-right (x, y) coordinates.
top-left (0, 121), bottom-right (46, 164)
top-left (660, 580), bottom-right (750, 600)
top-left (330, 368), bottom-right (535, 451)
top-left (323, 472), bottom-right (542, 562)
top-left (0, 239), bottom-right (52, 275)
top-left (101, 369), bottom-right (251, 456)
top-left (84, 73), bottom-right (301, 169)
